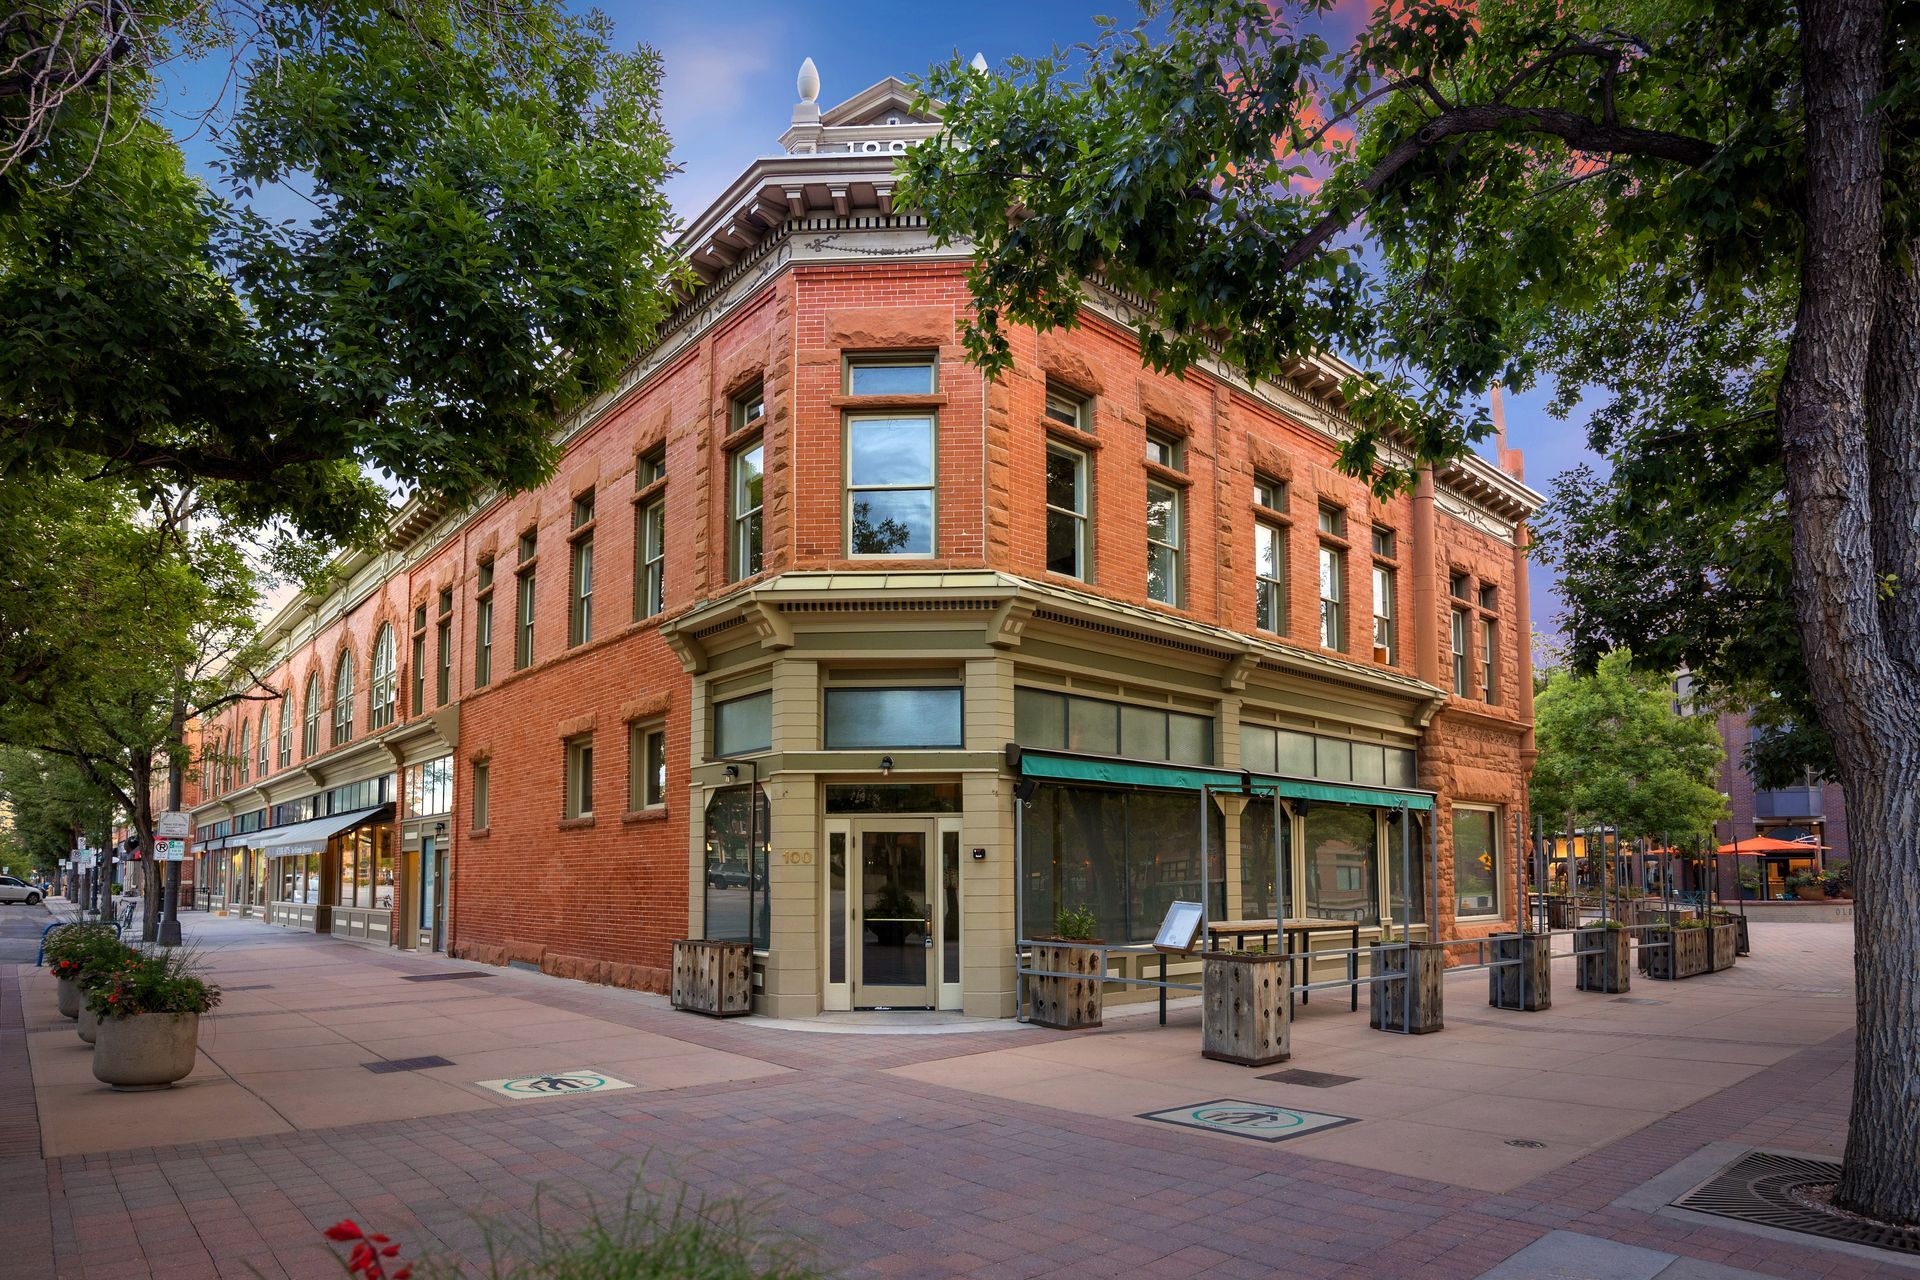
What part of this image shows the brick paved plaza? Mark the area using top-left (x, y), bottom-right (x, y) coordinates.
top-left (2, 907), bottom-right (1906, 1280)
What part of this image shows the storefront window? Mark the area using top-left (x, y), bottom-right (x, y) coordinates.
top-left (1386, 810), bottom-right (1428, 925)
top-left (703, 785), bottom-right (770, 948)
top-left (1022, 785), bottom-right (1225, 944)
top-left (1240, 797), bottom-right (1292, 920)
top-left (1303, 805), bottom-right (1379, 925)
top-left (1453, 807), bottom-right (1501, 918)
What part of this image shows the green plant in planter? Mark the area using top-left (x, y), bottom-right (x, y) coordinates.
top-left (1054, 904), bottom-right (1099, 941)
top-left (85, 948), bottom-right (221, 1019)
top-left (45, 926), bottom-right (134, 991)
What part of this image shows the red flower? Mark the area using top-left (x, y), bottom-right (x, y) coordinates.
top-left (324, 1221), bottom-right (363, 1243)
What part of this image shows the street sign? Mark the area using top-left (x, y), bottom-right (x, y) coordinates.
top-left (156, 812), bottom-right (190, 839)
top-left (157, 839), bottom-right (187, 862)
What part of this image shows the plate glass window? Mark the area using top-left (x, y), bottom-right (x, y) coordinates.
top-left (1255, 520), bottom-right (1285, 632)
top-left (714, 691), bottom-right (772, 757)
top-left (1318, 544), bottom-right (1345, 649)
top-left (1045, 444), bottom-right (1089, 578)
top-left (1146, 481), bottom-right (1181, 605)
top-left (847, 356), bottom-right (934, 396)
top-left (731, 443), bottom-right (764, 579)
top-left (847, 416), bottom-right (935, 555)
top-left (1453, 808), bottom-right (1500, 917)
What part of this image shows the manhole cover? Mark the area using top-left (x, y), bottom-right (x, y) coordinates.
top-left (1258, 1069), bottom-right (1358, 1088)
top-left (363, 1055), bottom-right (455, 1074)
top-left (1674, 1151), bottom-right (1920, 1255)
top-left (1506, 1139), bottom-right (1548, 1148)
top-left (1139, 1099), bottom-right (1356, 1144)
top-left (400, 972), bottom-right (491, 982)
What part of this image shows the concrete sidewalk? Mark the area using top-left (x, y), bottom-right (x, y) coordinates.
top-left (3, 912), bottom-right (1902, 1279)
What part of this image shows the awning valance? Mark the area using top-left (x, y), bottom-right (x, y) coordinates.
top-left (1012, 748), bottom-right (1433, 811)
top-left (252, 805), bottom-right (392, 857)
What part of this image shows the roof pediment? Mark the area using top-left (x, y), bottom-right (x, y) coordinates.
top-left (819, 77), bottom-right (931, 127)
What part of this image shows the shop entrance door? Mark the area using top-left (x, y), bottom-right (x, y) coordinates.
top-left (419, 838), bottom-right (448, 952)
top-left (853, 822), bottom-right (935, 1009)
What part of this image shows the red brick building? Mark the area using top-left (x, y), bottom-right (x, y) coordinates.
top-left (187, 67), bottom-right (1541, 1017)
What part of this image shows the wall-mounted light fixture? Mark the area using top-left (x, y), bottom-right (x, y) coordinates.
top-left (879, 755), bottom-right (894, 776)
top-left (1013, 777), bottom-right (1040, 806)
top-left (433, 820), bottom-right (447, 835)
top-left (722, 764), bottom-right (740, 780)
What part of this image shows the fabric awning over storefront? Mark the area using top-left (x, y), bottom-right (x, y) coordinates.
top-left (1011, 748), bottom-right (1434, 811)
top-left (253, 805), bottom-right (392, 857)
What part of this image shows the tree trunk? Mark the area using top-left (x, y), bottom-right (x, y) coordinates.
top-left (128, 751), bottom-right (158, 942)
top-left (1779, 0), bottom-right (1920, 1226)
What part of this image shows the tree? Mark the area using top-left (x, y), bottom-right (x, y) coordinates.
top-left (0, 747), bottom-right (116, 877)
top-left (901, 0), bottom-right (1920, 1222)
top-left (1, 0), bottom-right (685, 543)
top-left (0, 472), bottom-right (275, 937)
top-left (1530, 650), bottom-right (1727, 844)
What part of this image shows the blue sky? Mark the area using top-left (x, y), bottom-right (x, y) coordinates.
top-left (161, 0), bottom-right (1598, 643)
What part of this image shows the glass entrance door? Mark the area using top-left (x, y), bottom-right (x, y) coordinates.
top-left (855, 824), bottom-right (934, 1008)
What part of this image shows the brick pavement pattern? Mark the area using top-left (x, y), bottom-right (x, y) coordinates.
top-left (4, 915), bottom-right (1906, 1280)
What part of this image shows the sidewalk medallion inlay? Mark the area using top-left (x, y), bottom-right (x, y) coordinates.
top-left (474, 1068), bottom-right (636, 1099)
top-left (1139, 1099), bottom-right (1357, 1143)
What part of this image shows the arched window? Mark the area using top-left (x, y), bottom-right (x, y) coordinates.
top-left (368, 625), bottom-right (397, 730)
top-left (219, 732), bottom-right (232, 794)
top-left (257, 707), bottom-right (270, 778)
top-left (332, 651), bottom-right (355, 745)
top-left (304, 673), bottom-right (322, 756)
top-left (277, 692), bottom-right (291, 767)
top-left (238, 722), bottom-right (251, 785)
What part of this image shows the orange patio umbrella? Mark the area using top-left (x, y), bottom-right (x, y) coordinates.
top-left (1715, 835), bottom-right (1829, 854)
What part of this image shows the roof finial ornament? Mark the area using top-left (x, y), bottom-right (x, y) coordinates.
top-left (970, 52), bottom-right (989, 74)
top-left (797, 57), bottom-right (820, 104)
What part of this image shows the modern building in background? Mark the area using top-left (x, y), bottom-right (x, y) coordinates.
top-left (1714, 708), bottom-right (1847, 894)
top-left (185, 64), bottom-right (1541, 1017)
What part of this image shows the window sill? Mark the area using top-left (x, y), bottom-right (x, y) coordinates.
top-left (1143, 460), bottom-right (1190, 487)
top-left (830, 393), bottom-right (949, 411)
top-left (558, 816), bottom-right (595, 831)
top-left (622, 807), bottom-right (669, 826)
top-left (468, 827), bottom-right (491, 840)
top-left (1044, 421), bottom-right (1101, 450)
top-left (632, 476), bottom-right (667, 505)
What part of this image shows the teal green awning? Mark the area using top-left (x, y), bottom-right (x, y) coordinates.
top-left (1014, 749), bottom-right (1432, 811)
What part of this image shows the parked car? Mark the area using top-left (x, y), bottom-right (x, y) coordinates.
top-left (0, 875), bottom-right (44, 906)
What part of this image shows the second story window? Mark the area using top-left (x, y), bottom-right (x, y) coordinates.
top-left (570, 493), bottom-right (595, 647)
top-left (637, 497), bottom-right (665, 618)
top-left (516, 531), bottom-right (537, 671)
top-left (1146, 429), bottom-right (1182, 470)
top-left (731, 384), bottom-right (765, 433)
top-left (238, 722), bottom-right (250, 785)
top-left (258, 708), bottom-right (270, 778)
top-left (410, 605), bottom-right (426, 715)
top-left (1372, 563), bottom-right (1396, 663)
top-left (1045, 442), bottom-right (1089, 579)
top-left (1481, 616), bottom-right (1499, 704)
top-left (1318, 504), bottom-right (1347, 538)
top-left (564, 734), bottom-right (594, 820)
top-left (1319, 543), bottom-right (1345, 650)
top-left (475, 559), bottom-right (494, 688)
top-left (436, 616), bottom-right (451, 705)
top-left (303, 673), bottom-right (321, 757)
top-left (368, 625), bottom-right (396, 730)
top-left (1451, 606), bottom-right (1470, 696)
top-left (1255, 520), bottom-right (1285, 632)
top-left (731, 442), bottom-right (764, 580)
top-left (277, 692), bottom-right (291, 768)
top-left (332, 651), bottom-right (355, 746)
top-left (1253, 474), bottom-right (1287, 512)
top-left (847, 355), bottom-right (935, 396)
top-left (1146, 481), bottom-right (1181, 606)
top-left (847, 415), bottom-right (935, 555)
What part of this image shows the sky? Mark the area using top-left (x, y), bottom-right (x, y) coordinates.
top-left (160, 0), bottom-right (1602, 643)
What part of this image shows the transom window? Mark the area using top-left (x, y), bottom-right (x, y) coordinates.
top-left (714, 691), bottom-right (772, 757)
top-left (1146, 429), bottom-right (1182, 469)
top-left (1015, 688), bottom-right (1213, 765)
top-left (1045, 443), bottom-right (1089, 579)
top-left (637, 447), bottom-right (666, 487)
top-left (1372, 526), bottom-right (1396, 558)
top-left (1045, 384), bottom-right (1089, 430)
top-left (847, 355), bottom-right (935, 396)
top-left (1255, 520), bottom-right (1285, 632)
top-left (823, 686), bottom-right (963, 749)
top-left (572, 491), bottom-right (595, 529)
top-left (1146, 481), bottom-right (1181, 605)
top-left (1253, 474), bottom-right (1287, 511)
top-left (1478, 583), bottom-right (1499, 612)
top-left (1318, 505), bottom-right (1347, 538)
top-left (1450, 570), bottom-right (1471, 599)
top-left (847, 415), bottom-right (935, 556)
top-left (732, 384), bottom-right (765, 433)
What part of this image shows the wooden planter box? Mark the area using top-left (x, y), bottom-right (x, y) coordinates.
top-left (1645, 923), bottom-right (1736, 979)
top-left (1029, 940), bottom-right (1104, 1030)
top-left (1201, 951), bottom-right (1289, 1065)
top-left (1546, 897), bottom-right (1579, 930)
top-left (1710, 921), bottom-right (1738, 971)
top-left (671, 939), bottom-right (752, 1017)
top-left (1575, 926), bottom-right (1630, 994)
top-left (1369, 942), bottom-right (1445, 1034)
top-left (1489, 932), bottom-right (1552, 1011)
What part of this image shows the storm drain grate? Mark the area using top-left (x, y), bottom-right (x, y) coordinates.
top-left (1257, 1069), bottom-right (1358, 1088)
top-left (1612, 997), bottom-right (1667, 1005)
top-left (399, 972), bottom-right (491, 982)
top-left (1673, 1150), bottom-right (1920, 1255)
top-left (362, 1056), bottom-right (455, 1074)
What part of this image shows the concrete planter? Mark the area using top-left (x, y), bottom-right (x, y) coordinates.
top-left (1489, 932), bottom-right (1552, 1011)
top-left (77, 1003), bottom-right (98, 1044)
top-left (92, 1012), bottom-right (199, 1090)
top-left (670, 940), bottom-right (752, 1017)
top-left (1201, 951), bottom-right (1290, 1065)
top-left (1029, 940), bottom-right (1104, 1030)
top-left (1369, 942), bottom-right (1445, 1034)
top-left (1575, 927), bottom-right (1630, 994)
top-left (55, 977), bottom-right (80, 1020)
